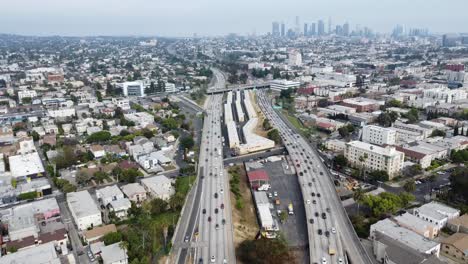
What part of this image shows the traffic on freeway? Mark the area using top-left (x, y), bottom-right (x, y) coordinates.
top-left (256, 90), bottom-right (372, 264)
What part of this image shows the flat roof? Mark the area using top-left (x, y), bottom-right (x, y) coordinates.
top-left (67, 190), bottom-right (100, 218)
top-left (415, 202), bottom-right (460, 221)
top-left (0, 242), bottom-right (60, 264)
top-left (347, 140), bottom-right (401, 157)
top-left (100, 242), bottom-right (128, 264)
top-left (9, 152), bottom-right (45, 178)
top-left (394, 213), bottom-right (435, 233)
top-left (372, 219), bottom-right (439, 253)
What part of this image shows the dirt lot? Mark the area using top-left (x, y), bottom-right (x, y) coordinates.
top-left (228, 165), bottom-right (259, 249)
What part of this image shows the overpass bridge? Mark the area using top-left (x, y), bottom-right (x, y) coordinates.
top-left (206, 82), bottom-right (270, 94)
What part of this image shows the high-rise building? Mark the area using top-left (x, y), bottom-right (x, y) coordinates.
top-left (304, 23), bottom-right (308, 36)
top-left (343, 22), bottom-right (350, 36)
top-left (272, 22), bottom-right (280, 37)
top-left (362, 125), bottom-right (397, 146)
top-left (288, 50), bottom-right (302, 67)
top-left (328, 17), bottom-right (332, 35)
top-left (310, 23), bottom-right (316, 36)
top-left (295, 16), bottom-right (300, 35)
top-left (318, 20), bottom-right (325, 36)
top-left (281, 22), bottom-right (285, 37)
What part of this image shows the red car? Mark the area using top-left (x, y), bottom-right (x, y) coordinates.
top-left (221, 203), bottom-right (224, 209)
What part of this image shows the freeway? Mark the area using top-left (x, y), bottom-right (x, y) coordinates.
top-left (257, 90), bottom-right (372, 264)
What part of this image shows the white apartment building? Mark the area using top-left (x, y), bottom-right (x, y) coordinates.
top-left (345, 141), bottom-right (405, 179)
top-left (269, 79), bottom-right (300, 91)
top-left (67, 190), bottom-right (102, 231)
top-left (122, 81), bottom-right (145, 97)
top-left (362, 125), bottom-right (397, 146)
top-left (111, 98), bottom-right (131, 110)
top-left (164, 82), bottom-right (177, 93)
top-left (423, 87), bottom-right (467, 103)
top-left (47, 107), bottom-right (76, 118)
top-left (288, 50), bottom-right (302, 67)
top-left (18, 89), bottom-right (37, 101)
top-left (413, 202), bottom-right (460, 230)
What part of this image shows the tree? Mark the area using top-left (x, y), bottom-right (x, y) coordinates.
top-left (162, 118), bottom-right (179, 131)
top-left (31, 130), bottom-right (40, 141)
top-left (87, 131), bottom-right (111, 143)
top-left (333, 155), bottom-right (347, 168)
top-left (237, 237), bottom-right (295, 264)
top-left (120, 168), bottom-right (143, 183)
top-left (338, 127), bottom-right (349, 138)
top-left (353, 187), bottom-right (365, 215)
top-left (150, 198), bottom-right (168, 215)
top-left (403, 180), bottom-right (416, 193)
top-left (377, 113), bottom-right (394, 127)
top-left (449, 167), bottom-right (468, 202)
top-left (368, 170), bottom-right (389, 182)
top-left (96, 91), bottom-right (103, 102)
top-left (386, 99), bottom-right (403, 108)
top-left (431, 129), bottom-right (446, 137)
top-left (106, 81), bottom-right (114, 95)
top-left (263, 119), bottom-right (272, 130)
top-left (180, 136), bottom-right (195, 150)
top-left (267, 129), bottom-right (282, 144)
top-left (93, 171), bottom-right (109, 184)
top-left (103, 232), bottom-right (123, 245)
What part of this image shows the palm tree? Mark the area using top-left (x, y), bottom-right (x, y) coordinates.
top-left (358, 153), bottom-right (369, 180)
top-left (353, 187), bottom-right (365, 215)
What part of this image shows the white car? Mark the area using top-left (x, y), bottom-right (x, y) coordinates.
top-left (268, 193), bottom-right (273, 198)
top-left (220, 189), bottom-right (224, 194)
top-left (331, 227), bottom-right (336, 234)
top-left (273, 191), bottom-right (278, 197)
top-left (321, 257), bottom-right (327, 264)
top-left (338, 257), bottom-right (343, 264)
top-left (211, 256), bottom-right (216, 263)
top-left (306, 199), bottom-right (311, 204)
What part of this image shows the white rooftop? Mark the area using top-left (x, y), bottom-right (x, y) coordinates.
top-left (415, 202), bottom-right (460, 221)
top-left (96, 185), bottom-right (124, 201)
top-left (67, 190), bottom-right (100, 218)
top-left (100, 242), bottom-right (128, 264)
top-left (9, 152), bottom-right (45, 178)
top-left (371, 219), bottom-right (439, 253)
top-left (0, 242), bottom-right (60, 264)
top-left (347, 141), bottom-right (401, 157)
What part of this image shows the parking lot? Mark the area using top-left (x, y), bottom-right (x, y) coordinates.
top-left (245, 156), bottom-right (309, 263)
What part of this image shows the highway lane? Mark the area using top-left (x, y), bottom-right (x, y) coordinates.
top-left (257, 90), bottom-right (371, 264)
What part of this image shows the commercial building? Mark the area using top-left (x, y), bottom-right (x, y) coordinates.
top-left (269, 79), bottom-right (300, 91)
top-left (394, 213), bottom-right (438, 239)
top-left (447, 214), bottom-right (468, 234)
top-left (325, 139), bottom-right (346, 153)
top-left (164, 82), bottom-right (177, 93)
top-left (111, 98), bottom-right (131, 110)
top-left (413, 202), bottom-right (460, 230)
top-left (370, 218), bottom-right (440, 257)
top-left (345, 141), bottom-right (405, 179)
top-left (247, 169), bottom-right (270, 190)
top-left (18, 89), bottom-right (37, 101)
top-left (9, 152), bottom-right (45, 179)
top-left (67, 190), bottom-right (102, 231)
top-left (288, 50), bottom-right (302, 67)
top-left (253, 191), bottom-right (277, 238)
top-left (141, 175), bottom-right (175, 200)
top-left (122, 81), bottom-right (145, 97)
top-left (394, 141), bottom-right (448, 169)
top-left (441, 233), bottom-right (468, 263)
top-left (341, 97), bottom-right (382, 112)
top-left (236, 118), bottom-right (275, 155)
top-left (362, 125), bottom-right (396, 146)
top-left (393, 121), bottom-right (432, 138)
top-left (372, 232), bottom-right (444, 264)
top-left (0, 242), bottom-right (61, 264)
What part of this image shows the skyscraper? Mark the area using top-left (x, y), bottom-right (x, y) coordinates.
top-left (304, 23), bottom-right (308, 36)
top-left (281, 22), bottom-right (285, 37)
top-left (295, 16), bottom-right (300, 35)
top-left (318, 20), bottom-right (325, 36)
top-left (272, 22), bottom-right (280, 37)
top-left (311, 23), bottom-right (316, 36)
top-left (343, 22), bottom-right (350, 36)
top-left (328, 17), bottom-right (332, 35)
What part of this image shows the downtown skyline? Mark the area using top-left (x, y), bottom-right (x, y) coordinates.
top-left (1, 0), bottom-right (468, 37)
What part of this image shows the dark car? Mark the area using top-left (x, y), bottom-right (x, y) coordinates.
top-left (326, 208), bottom-right (331, 213)
top-left (325, 231), bottom-right (330, 237)
top-left (202, 209), bottom-right (206, 214)
top-left (317, 193), bottom-right (321, 197)
top-left (214, 193), bottom-right (218, 198)
top-left (319, 172), bottom-right (323, 175)
top-left (215, 208), bottom-right (219, 214)
top-left (312, 200), bottom-right (316, 204)
top-left (311, 192), bottom-right (315, 197)
top-left (318, 229), bottom-right (323, 235)
top-left (221, 203), bottom-right (224, 209)
top-left (208, 216), bottom-right (211, 222)
top-left (222, 219), bottom-right (226, 225)
top-left (309, 218), bottom-right (314, 224)
top-left (312, 178), bottom-right (316, 182)
top-left (308, 182), bottom-right (312, 187)
top-left (315, 212), bottom-right (319, 217)
top-left (322, 213), bottom-right (327, 219)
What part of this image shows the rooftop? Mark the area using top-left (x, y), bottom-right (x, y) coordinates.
top-left (9, 152), bottom-right (45, 178)
top-left (100, 242), bottom-right (128, 264)
top-left (67, 190), bottom-right (100, 218)
top-left (415, 201), bottom-right (460, 221)
top-left (442, 233), bottom-right (468, 254)
top-left (247, 169), bottom-right (270, 182)
top-left (83, 224), bottom-right (117, 241)
top-left (0, 242), bottom-right (60, 264)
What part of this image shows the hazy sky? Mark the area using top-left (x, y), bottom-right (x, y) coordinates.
top-left (1, 0), bottom-right (468, 37)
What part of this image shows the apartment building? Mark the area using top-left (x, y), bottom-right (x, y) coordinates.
top-left (413, 202), bottom-right (460, 230)
top-left (345, 141), bottom-right (405, 179)
top-left (362, 125), bottom-right (396, 146)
